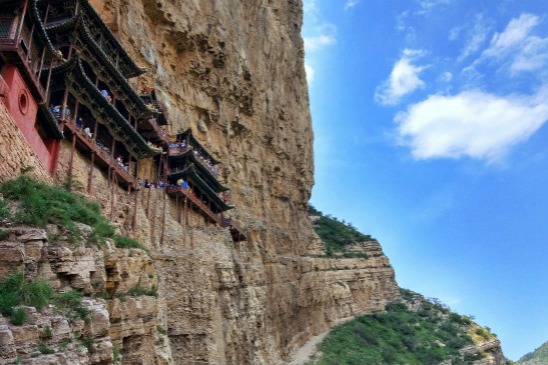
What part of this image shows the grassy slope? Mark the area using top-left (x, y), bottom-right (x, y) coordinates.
top-left (308, 289), bottom-right (495, 365)
top-left (309, 205), bottom-right (372, 256)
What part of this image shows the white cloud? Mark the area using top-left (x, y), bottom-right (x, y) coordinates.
top-left (395, 88), bottom-right (548, 162)
top-left (375, 49), bottom-right (428, 105)
top-left (456, 14), bottom-right (492, 62)
top-left (303, 28), bottom-right (336, 51)
top-left (305, 63), bottom-right (315, 84)
top-left (484, 13), bottom-right (539, 57)
top-left (344, 0), bottom-right (360, 10)
top-left (416, 0), bottom-right (451, 15)
top-left (471, 13), bottom-right (548, 76)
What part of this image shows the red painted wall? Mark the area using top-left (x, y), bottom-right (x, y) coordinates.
top-left (1, 65), bottom-right (54, 172)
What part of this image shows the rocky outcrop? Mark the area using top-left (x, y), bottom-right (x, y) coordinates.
top-left (0, 224), bottom-right (160, 365)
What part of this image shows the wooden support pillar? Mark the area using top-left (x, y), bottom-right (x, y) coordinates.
top-left (16, 0), bottom-right (29, 45)
top-left (184, 197), bottom-right (188, 226)
top-left (43, 3), bottom-right (50, 24)
top-left (61, 88), bottom-right (69, 122)
top-left (37, 47), bottom-right (46, 80)
top-left (92, 118), bottom-right (99, 142)
top-left (68, 132), bottom-right (76, 179)
top-left (108, 138), bottom-right (115, 183)
top-left (87, 153), bottom-right (95, 194)
top-left (176, 194), bottom-right (180, 223)
top-left (45, 59), bottom-right (54, 104)
top-left (110, 173), bottom-right (116, 219)
top-left (132, 189), bottom-right (138, 237)
top-left (160, 189), bottom-right (166, 245)
top-left (27, 22), bottom-right (35, 62)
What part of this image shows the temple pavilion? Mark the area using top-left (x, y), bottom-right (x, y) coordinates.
top-left (167, 129), bottom-right (246, 242)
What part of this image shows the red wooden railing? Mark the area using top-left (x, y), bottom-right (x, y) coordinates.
top-left (60, 114), bottom-right (136, 187)
top-left (166, 186), bottom-right (223, 225)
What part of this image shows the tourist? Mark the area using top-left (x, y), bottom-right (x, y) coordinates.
top-left (76, 117), bottom-right (84, 129)
top-left (83, 126), bottom-right (92, 138)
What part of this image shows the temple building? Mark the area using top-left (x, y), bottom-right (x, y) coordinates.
top-left (167, 129), bottom-right (246, 242)
top-left (1, 0), bottom-right (245, 241)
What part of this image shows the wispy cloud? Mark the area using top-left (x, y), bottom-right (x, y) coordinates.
top-left (344, 0), bottom-right (360, 10)
top-left (472, 13), bottom-right (548, 76)
top-left (416, 0), bottom-right (451, 15)
top-left (395, 87), bottom-right (548, 162)
top-left (375, 49), bottom-right (429, 105)
top-left (455, 14), bottom-right (493, 62)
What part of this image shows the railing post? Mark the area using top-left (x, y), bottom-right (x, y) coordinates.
top-left (15, 0), bottom-right (29, 46)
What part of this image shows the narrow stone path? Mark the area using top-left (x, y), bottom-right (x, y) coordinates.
top-left (285, 317), bottom-right (354, 365)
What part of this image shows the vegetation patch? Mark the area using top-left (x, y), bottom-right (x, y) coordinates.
top-left (309, 205), bottom-right (372, 257)
top-left (310, 289), bottom-right (485, 365)
top-left (127, 285), bottom-right (158, 298)
top-left (114, 235), bottom-right (150, 255)
top-left (0, 175), bottom-right (113, 244)
top-left (54, 290), bottom-right (90, 321)
top-left (0, 273), bottom-right (53, 324)
top-left (0, 176), bottom-right (149, 253)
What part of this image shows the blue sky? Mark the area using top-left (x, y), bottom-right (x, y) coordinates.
top-left (303, 0), bottom-right (548, 360)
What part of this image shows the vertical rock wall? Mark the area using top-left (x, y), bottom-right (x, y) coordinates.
top-left (0, 1), bottom-right (400, 364)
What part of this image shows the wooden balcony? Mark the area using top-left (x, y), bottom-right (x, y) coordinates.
top-left (166, 185), bottom-right (223, 225)
top-left (59, 113), bottom-right (137, 188)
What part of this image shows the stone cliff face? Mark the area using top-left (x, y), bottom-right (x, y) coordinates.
top-left (0, 1), bottom-right (401, 364)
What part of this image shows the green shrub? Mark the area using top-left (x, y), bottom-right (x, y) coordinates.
top-left (41, 325), bottom-right (53, 338)
top-left (308, 204), bottom-right (373, 256)
top-left (54, 290), bottom-right (90, 320)
top-left (127, 285), bottom-right (157, 297)
top-left (0, 176), bottom-right (115, 244)
top-left (10, 307), bottom-right (27, 325)
top-left (0, 273), bottom-right (53, 318)
top-left (0, 229), bottom-right (8, 240)
top-left (80, 336), bottom-right (94, 351)
top-left (113, 235), bottom-right (150, 254)
top-left (0, 198), bottom-right (11, 220)
top-left (157, 325), bottom-right (168, 335)
top-left (37, 344), bottom-right (55, 354)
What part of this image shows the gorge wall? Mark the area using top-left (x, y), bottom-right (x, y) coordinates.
top-left (0, 1), bottom-right (402, 364)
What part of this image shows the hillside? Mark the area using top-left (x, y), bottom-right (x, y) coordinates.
top-left (304, 289), bottom-right (508, 365)
top-left (518, 342), bottom-right (548, 365)
top-left (307, 209), bottom-right (509, 365)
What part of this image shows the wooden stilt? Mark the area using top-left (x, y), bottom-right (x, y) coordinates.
top-left (132, 189), bottom-right (138, 237)
top-left (87, 153), bottom-right (95, 194)
top-left (160, 188), bottom-right (167, 245)
top-left (110, 173), bottom-right (116, 219)
top-left (176, 194), bottom-right (180, 223)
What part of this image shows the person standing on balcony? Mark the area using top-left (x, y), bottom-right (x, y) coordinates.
top-left (76, 117), bottom-right (84, 129)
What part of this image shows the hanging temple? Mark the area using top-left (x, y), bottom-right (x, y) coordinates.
top-left (0, 0), bottom-right (246, 242)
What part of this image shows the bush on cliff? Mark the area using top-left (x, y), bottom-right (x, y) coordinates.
top-left (0, 273), bottom-right (53, 324)
top-left (308, 204), bottom-right (372, 256)
top-left (0, 175), bottom-right (115, 243)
